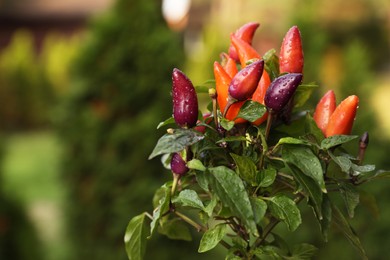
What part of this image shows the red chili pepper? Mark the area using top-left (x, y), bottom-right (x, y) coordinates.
top-left (213, 61), bottom-right (246, 123)
top-left (172, 68), bottom-right (199, 128)
top-left (313, 90), bottom-right (336, 135)
top-left (228, 22), bottom-right (260, 63)
top-left (252, 70), bottom-right (271, 126)
top-left (194, 113), bottom-right (213, 133)
top-left (325, 95), bottom-right (359, 137)
top-left (221, 53), bottom-right (238, 78)
top-left (228, 60), bottom-right (264, 101)
top-left (279, 26), bottom-right (304, 74)
top-left (230, 34), bottom-right (261, 68)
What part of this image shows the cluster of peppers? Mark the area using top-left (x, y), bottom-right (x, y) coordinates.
top-left (170, 22), bottom-right (359, 176)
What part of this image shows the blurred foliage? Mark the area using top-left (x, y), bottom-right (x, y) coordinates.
top-left (0, 31), bottom-right (79, 130)
top-left (0, 136), bottom-right (45, 259)
top-left (56, 0), bottom-right (222, 259)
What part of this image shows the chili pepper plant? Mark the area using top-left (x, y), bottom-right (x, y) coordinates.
top-left (125, 22), bottom-right (388, 260)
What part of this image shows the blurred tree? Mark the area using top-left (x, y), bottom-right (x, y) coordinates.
top-left (56, 0), bottom-right (222, 259)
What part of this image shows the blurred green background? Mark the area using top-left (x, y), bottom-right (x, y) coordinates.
top-left (0, 0), bottom-right (389, 259)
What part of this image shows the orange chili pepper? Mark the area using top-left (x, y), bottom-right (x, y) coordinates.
top-left (313, 90), bottom-right (336, 135)
top-left (228, 22), bottom-right (260, 62)
top-left (252, 70), bottom-right (271, 126)
top-left (230, 34), bottom-right (261, 68)
top-left (213, 61), bottom-right (246, 123)
top-left (325, 95), bottom-right (359, 137)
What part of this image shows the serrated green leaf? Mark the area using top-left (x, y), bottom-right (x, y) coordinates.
top-left (290, 243), bottom-right (318, 260)
top-left (236, 100), bottom-right (267, 122)
top-left (321, 135), bottom-right (358, 150)
top-left (173, 189), bottom-right (205, 210)
top-left (220, 118), bottom-right (235, 131)
top-left (149, 129), bottom-right (204, 159)
top-left (157, 117), bottom-right (175, 129)
top-left (208, 166), bottom-right (257, 235)
top-left (331, 204), bottom-right (367, 260)
top-left (198, 224), bottom-right (228, 253)
top-left (158, 218), bottom-right (192, 241)
top-left (124, 213), bottom-right (148, 260)
top-left (230, 153), bottom-right (258, 186)
top-left (267, 195), bottom-right (302, 231)
top-left (187, 159), bottom-right (206, 171)
top-left (339, 182), bottom-right (359, 218)
top-left (286, 165), bottom-right (323, 220)
top-left (294, 83), bottom-right (318, 108)
top-left (282, 144), bottom-right (326, 192)
top-left (250, 197), bottom-right (267, 224)
top-left (256, 168), bottom-right (277, 188)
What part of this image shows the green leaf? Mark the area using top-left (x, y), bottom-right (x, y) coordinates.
top-left (220, 118), bottom-right (235, 131)
top-left (149, 129), bottom-right (204, 159)
top-left (294, 83), bottom-right (318, 108)
top-left (305, 113), bottom-right (325, 143)
top-left (158, 218), bottom-right (192, 241)
top-left (196, 171), bottom-right (209, 192)
top-left (263, 48), bottom-right (279, 81)
top-left (282, 144), bottom-right (326, 192)
top-left (195, 84), bottom-right (211, 93)
top-left (187, 159), bottom-right (206, 171)
top-left (287, 165), bottom-right (323, 220)
top-left (150, 185), bottom-right (171, 236)
top-left (124, 213), bottom-right (148, 260)
top-left (230, 153), bottom-right (258, 186)
top-left (216, 136), bottom-right (247, 144)
top-left (320, 194), bottom-right (332, 241)
top-left (329, 152), bottom-right (352, 173)
top-left (156, 117), bottom-right (175, 129)
top-left (198, 224), bottom-right (228, 253)
top-left (236, 100), bottom-right (267, 122)
top-left (321, 135), bottom-right (358, 150)
top-left (331, 204), bottom-right (368, 260)
top-left (276, 137), bottom-right (309, 146)
top-left (351, 164), bottom-right (375, 173)
top-left (339, 182), bottom-right (359, 218)
top-left (250, 197), bottom-right (267, 224)
top-left (256, 167), bottom-right (277, 188)
top-left (204, 196), bottom-right (218, 217)
top-left (290, 243), bottom-right (318, 260)
top-left (173, 189), bottom-right (205, 210)
top-left (208, 166), bottom-right (257, 235)
top-left (267, 195), bottom-right (302, 231)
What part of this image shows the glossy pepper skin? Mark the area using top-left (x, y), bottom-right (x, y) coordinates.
top-left (264, 73), bottom-right (303, 113)
top-left (251, 70), bottom-right (271, 126)
top-left (172, 68), bottom-right (199, 128)
top-left (221, 53), bottom-right (238, 78)
top-left (228, 60), bottom-right (264, 101)
top-left (325, 95), bottom-right (359, 137)
top-left (213, 62), bottom-right (246, 123)
top-left (230, 34), bottom-right (261, 68)
top-left (228, 22), bottom-right (260, 63)
top-left (170, 153), bottom-right (188, 176)
top-left (279, 26), bottom-right (304, 74)
top-left (313, 90), bottom-right (336, 135)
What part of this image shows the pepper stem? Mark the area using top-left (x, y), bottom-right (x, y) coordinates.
top-left (171, 173), bottom-right (180, 196)
top-left (222, 96), bottom-right (236, 118)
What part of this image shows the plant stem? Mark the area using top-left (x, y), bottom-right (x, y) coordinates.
top-left (174, 211), bottom-right (206, 232)
top-left (171, 173), bottom-right (180, 196)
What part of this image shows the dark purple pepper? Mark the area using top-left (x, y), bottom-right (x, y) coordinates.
top-left (228, 60), bottom-right (264, 101)
top-left (264, 73), bottom-right (302, 112)
top-left (171, 153), bottom-right (189, 176)
top-left (172, 68), bottom-right (199, 128)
